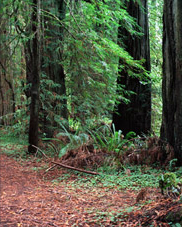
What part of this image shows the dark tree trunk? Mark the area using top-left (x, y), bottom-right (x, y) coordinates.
top-left (46, 0), bottom-right (67, 119)
top-left (28, 0), bottom-right (41, 153)
top-left (161, 0), bottom-right (182, 165)
top-left (0, 13), bottom-right (15, 126)
top-left (113, 0), bottom-right (151, 136)
top-left (41, 0), bottom-right (68, 137)
top-left (24, 39), bottom-right (33, 98)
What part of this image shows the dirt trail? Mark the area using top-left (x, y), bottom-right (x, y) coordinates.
top-left (1, 152), bottom-right (180, 227)
top-left (0, 153), bottom-right (135, 226)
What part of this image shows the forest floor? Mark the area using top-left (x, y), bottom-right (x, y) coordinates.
top-left (0, 148), bottom-right (182, 226)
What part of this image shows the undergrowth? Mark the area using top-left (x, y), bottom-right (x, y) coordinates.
top-left (0, 132), bottom-right (28, 159)
top-left (1, 130), bottom-right (182, 194)
top-left (51, 165), bottom-right (163, 191)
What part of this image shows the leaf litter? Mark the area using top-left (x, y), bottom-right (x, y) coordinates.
top-left (0, 152), bottom-right (181, 226)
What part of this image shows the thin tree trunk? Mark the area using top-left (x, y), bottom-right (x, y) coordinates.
top-left (28, 0), bottom-right (41, 153)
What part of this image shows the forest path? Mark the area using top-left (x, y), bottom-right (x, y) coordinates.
top-left (1, 152), bottom-right (181, 226)
top-left (0, 153), bottom-right (136, 226)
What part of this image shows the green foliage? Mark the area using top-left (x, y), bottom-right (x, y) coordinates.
top-left (88, 124), bottom-right (136, 167)
top-left (52, 164), bottom-right (161, 191)
top-left (59, 0), bottom-right (150, 125)
top-left (175, 167), bottom-right (182, 178)
top-left (12, 108), bottom-right (30, 136)
top-left (159, 173), bottom-right (177, 188)
top-left (89, 124), bottom-right (119, 150)
top-left (169, 158), bottom-right (178, 171)
top-left (159, 172), bottom-right (182, 197)
top-left (149, 0), bottom-right (163, 135)
top-left (58, 132), bottom-right (89, 158)
top-left (0, 132), bottom-right (28, 159)
top-left (48, 123), bottom-right (90, 158)
top-left (1, 0), bottom-right (152, 142)
top-left (46, 120), bottom-right (136, 163)
top-left (125, 131), bottom-right (136, 140)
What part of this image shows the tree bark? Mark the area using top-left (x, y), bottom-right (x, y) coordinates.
top-left (41, 0), bottom-right (68, 137)
top-left (45, 0), bottom-right (67, 119)
top-left (0, 10), bottom-right (15, 126)
top-left (28, 0), bottom-right (41, 153)
top-left (161, 0), bottom-right (182, 165)
top-left (113, 0), bottom-right (151, 136)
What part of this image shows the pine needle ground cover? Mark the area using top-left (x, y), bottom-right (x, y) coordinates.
top-left (1, 135), bottom-right (182, 226)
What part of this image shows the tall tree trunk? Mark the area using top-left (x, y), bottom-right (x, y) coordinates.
top-left (41, 0), bottom-right (68, 137)
top-left (0, 8), bottom-right (15, 126)
top-left (28, 0), bottom-right (41, 153)
top-left (161, 0), bottom-right (182, 165)
top-left (113, 0), bottom-right (151, 136)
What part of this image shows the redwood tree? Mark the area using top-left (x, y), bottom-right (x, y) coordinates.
top-left (113, 0), bottom-right (151, 136)
top-left (28, 0), bottom-right (41, 153)
top-left (41, 0), bottom-right (68, 137)
top-left (160, 0), bottom-right (182, 165)
top-left (0, 4), bottom-right (15, 126)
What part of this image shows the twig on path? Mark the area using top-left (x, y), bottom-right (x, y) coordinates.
top-left (45, 164), bottom-right (57, 172)
top-left (32, 145), bottom-right (49, 159)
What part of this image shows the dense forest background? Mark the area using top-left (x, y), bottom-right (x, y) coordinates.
top-left (1, 0), bottom-right (182, 165)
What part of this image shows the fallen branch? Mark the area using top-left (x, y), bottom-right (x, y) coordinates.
top-left (45, 164), bottom-right (57, 172)
top-left (51, 161), bottom-right (100, 175)
top-left (31, 144), bottom-right (100, 175)
top-left (32, 145), bottom-right (49, 159)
